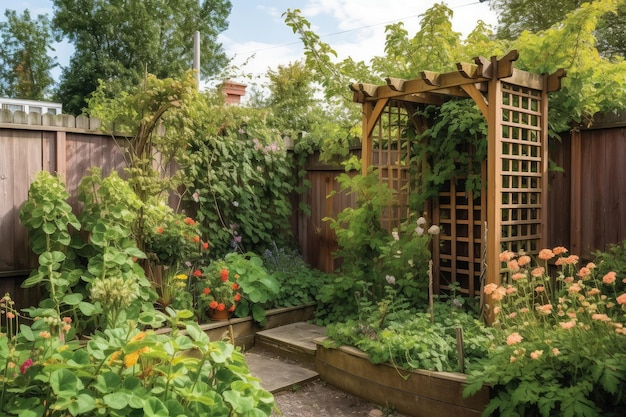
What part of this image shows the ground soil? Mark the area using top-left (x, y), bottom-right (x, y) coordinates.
top-left (270, 379), bottom-right (409, 417)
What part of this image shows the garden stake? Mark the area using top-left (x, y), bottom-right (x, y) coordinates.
top-left (456, 326), bottom-right (464, 373)
top-left (428, 260), bottom-right (434, 323)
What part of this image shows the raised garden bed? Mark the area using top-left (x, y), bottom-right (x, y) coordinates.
top-left (197, 303), bottom-right (317, 349)
top-left (314, 339), bottom-right (489, 417)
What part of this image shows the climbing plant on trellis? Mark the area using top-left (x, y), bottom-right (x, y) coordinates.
top-left (350, 51), bottom-right (565, 311)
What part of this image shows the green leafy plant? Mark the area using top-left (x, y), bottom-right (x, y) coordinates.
top-left (0, 306), bottom-right (275, 416)
top-left (464, 247), bottom-right (626, 417)
top-left (262, 244), bottom-right (329, 308)
top-left (196, 262), bottom-right (243, 320)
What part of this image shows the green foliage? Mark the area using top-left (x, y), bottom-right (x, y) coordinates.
top-left (52, 0), bottom-right (232, 114)
top-left (325, 302), bottom-right (495, 373)
top-left (316, 163), bottom-right (436, 324)
top-left (593, 240), bottom-right (626, 296)
top-left (410, 100), bottom-right (488, 210)
top-left (0, 309), bottom-right (275, 417)
top-left (464, 247), bottom-right (626, 416)
top-left (0, 9), bottom-right (58, 99)
top-left (183, 105), bottom-right (297, 258)
top-left (262, 245), bottom-right (330, 308)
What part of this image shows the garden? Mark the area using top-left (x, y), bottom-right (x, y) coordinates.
top-left (2, 2), bottom-right (626, 417)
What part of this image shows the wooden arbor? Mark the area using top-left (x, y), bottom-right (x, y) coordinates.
top-left (350, 50), bottom-right (565, 299)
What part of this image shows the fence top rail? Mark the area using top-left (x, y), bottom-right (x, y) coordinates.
top-left (0, 109), bottom-right (102, 133)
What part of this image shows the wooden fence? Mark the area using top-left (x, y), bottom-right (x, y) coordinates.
top-left (1, 110), bottom-right (625, 302)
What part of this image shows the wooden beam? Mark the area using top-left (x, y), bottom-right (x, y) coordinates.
top-left (366, 98), bottom-right (389, 139)
top-left (386, 77), bottom-right (406, 92)
top-left (460, 84), bottom-right (489, 119)
top-left (497, 50), bottom-right (519, 79)
top-left (421, 71), bottom-right (441, 86)
top-left (350, 83), bottom-right (379, 97)
top-left (456, 62), bottom-right (479, 79)
top-left (547, 68), bottom-right (567, 92)
top-left (474, 56), bottom-right (492, 79)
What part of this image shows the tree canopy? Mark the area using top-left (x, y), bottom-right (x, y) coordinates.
top-left (52, 0), bottom-right (232, 114)
top-left (0, 9), bottom-right (59, 100)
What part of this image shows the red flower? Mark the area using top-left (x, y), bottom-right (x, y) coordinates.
top-left (192, 235), bottom-right (200, 243)
top-left (184, 217), bottom-right (195, 225)
top-left (217, 303), bottom-right (226, 311)
top-left (220, 268), bottom-right (229, 282)
top-left (20, 359), bottom-right (33, 374)
top-left (156, 226), bottom-right (164, 234)
top-left (234, 293), bottom-right (241, 302)
top-left (203, 287), bottom-right (210, 295)
top-left (209, 301), bottom-right (218, 309)
top-left (193, 269), bottom-right (202, 277)
top-left (229, 304), bottom-right (236, 312)
top-left (202, 242), bottom-right (209, 250)
top-left (232, 283), bottom-right (239, 290)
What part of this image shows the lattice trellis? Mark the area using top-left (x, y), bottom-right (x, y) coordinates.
top-left (351, 51), bottom-right (565, 309)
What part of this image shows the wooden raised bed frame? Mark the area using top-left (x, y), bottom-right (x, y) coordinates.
top-left (315, 339), bottom-right (489, 417)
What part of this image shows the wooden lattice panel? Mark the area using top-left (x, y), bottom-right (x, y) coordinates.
top-left (433, 180), bottom-right (485, 297)
top-left (371, 101), bottom-right (411, 231)
top-left (498, 83), bottom-right (544, 255)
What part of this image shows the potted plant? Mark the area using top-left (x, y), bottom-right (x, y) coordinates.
top-left (196, 263), bottom-right (242, 321)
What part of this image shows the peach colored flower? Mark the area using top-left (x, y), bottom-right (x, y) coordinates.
top-left (568, 283), bottom-right (582, 294)
top-left (520, 307), bottom-right (530, 313)
top-left (530, 350), bottom-right (543, 360)
top-left (553, 246), bottom-right (568, 255)
top-left (507, 260), bottom-right (520, 272)
top-left (484, 283), bottom-right (499, 295)
top-left (492, 286), bottom-right (507, 302)
top-left (591, 313), bottom-right (611, 322)
top-left (556, 255), bottom-right (579, 266)
top-left (602, 272), bottom-right (617, 285)
top-left (506, 286), bottom-right (517, 294)
top-left (616, 293), bottom-right (626, 305)
top-left (518, 255), bottom-right (531, 266)
top-left (586, 262), bottom-right (596, 269)
top-left (39, 331), bottom-right (51, 339)
top-left (499, 250), bottom-right (515, 262)
top-left (531, 267), bottom-right (544, 277)
top-left (538, 249), bottom-right (555, 260)
top-left (560, 320), bottom-right (576, 330)
top-left (62, 317), bottom-right (72, 324)
top-left (535, 286), bottom-right (546, 293)
top-left (493, 306), bottom-right (501, 314)
top-left (577, 267), bottom-right (591, 279)
top-left (512, 272), bottom-right (525, 281)
top-left (552, 348), bottom-right (560, 356)
top-left (510, 356), bottom-right (517, 363)
top-left (563, 276), bottom-right (574, 283)
top-left (536, 304), bottom-right (553, 315)
top-left (588, 288), bottom-right (601, 296)
top-left (6, 312), bottom-right (15, 319)
top-left (506, 332), bottom-right (523, 345)
top-left (508, 312), bottom-right (518, 319)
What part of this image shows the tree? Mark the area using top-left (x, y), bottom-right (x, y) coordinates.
top-left (492, 0), bottom-right (626, 58)
top-left (52, 0), bottom-right (232, 115)
top-left (0, 9), bottom-right (59, 100)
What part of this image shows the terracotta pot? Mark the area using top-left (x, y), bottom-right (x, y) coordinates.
top-left (208, 308), bottom-right (231, 321)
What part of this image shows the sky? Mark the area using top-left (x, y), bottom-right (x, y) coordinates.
top-left (5, 1), bottom-right (498, 91)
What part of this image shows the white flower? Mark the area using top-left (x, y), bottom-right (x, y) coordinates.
top-left (192, 191), bottom-right (200, 202)
top-left (416, 226), bottom-right (424, 236)
top-left (233, 201), bottom-right (239, 207)
top-left (417, 216), bottom-right (427, 226)
top-left (385, 275), bottom-right (396, 285)
top-left (428, 225), bottom-right (440, 235)
top-left (392, 231), bottom-right (399, 241)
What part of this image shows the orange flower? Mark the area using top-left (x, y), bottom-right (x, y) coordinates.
top-left (530, 350), bottom-right (543, 360)
top-left (156, 226), bottom-right (164, 234)
top-left (506, 332), bottom-right (523, 345)
top-left (531, 267), bottom-right (544, 277)
top-left (193, 269), bottom-right (202, 277)
top-left (220, 268), bottom-right (229, 282)
top-left (591, 313), bottom-right (611, 322)
top-left (602, 272), bottom-right (616, 285)
top-left (517, 255), bottom-right (531, 266)
top-left (6, 312), bottom-right (15, 319)
top-left (39, 331), bottom-right (51, 339)
top-left (232, 283), bottom-right (239, 290)
top-left (577, 267), bottom-right (591, 279)
top-left (616, 293), bottom-right (626, 305)
top-left (209, 301), bottom-right (218, 309)
top-left (507, 260), bottom-right (520, 272)
top-left (535, 286), bottom-right (546, 293)
top-left (229, 304), bottom-right (236, 312)
top-left (560, 320), bottom-right (576, 330)
top-left (124, 347), bottom-right (149, 368)
top-left (553, 246), bottom-right (568, 255)
top-left (184, 217), bottom-right (195, 225)
top-left (202, 242), bottom-right (209, 250)
top-left (536, 304), bottom-right (552, 315)
top-left (512, 272), bottom-right (525, 281)
top-left (499, 250), bottom-right (515, 262)
top-left (234, 293), bottom-right (241, 302)
top-left (538, 249), bottom-right (555, 260)
top-left (203, 287), bottom-right (211, 295)
top-left (216, 303), bottom-right (226, 311)
top-left (192, 235), bottom-right (200, 243)
top-left (484, 283), bottom-right (498, 295)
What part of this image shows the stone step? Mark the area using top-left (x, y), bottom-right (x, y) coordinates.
top-left (254, 322), bottom-right (326, 365)
top-left (245, 348), bottom-right (319, 393)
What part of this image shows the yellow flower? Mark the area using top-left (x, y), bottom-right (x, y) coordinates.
top-left (109, 350), bottom-right (122, 365)
top-left (124, 346), bottom-right (149, 368)
top-left (175, 274), bottom-right (188, 280)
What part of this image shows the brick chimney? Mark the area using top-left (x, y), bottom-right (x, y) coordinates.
top-left (222, 81), bottom-right (247, 105)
